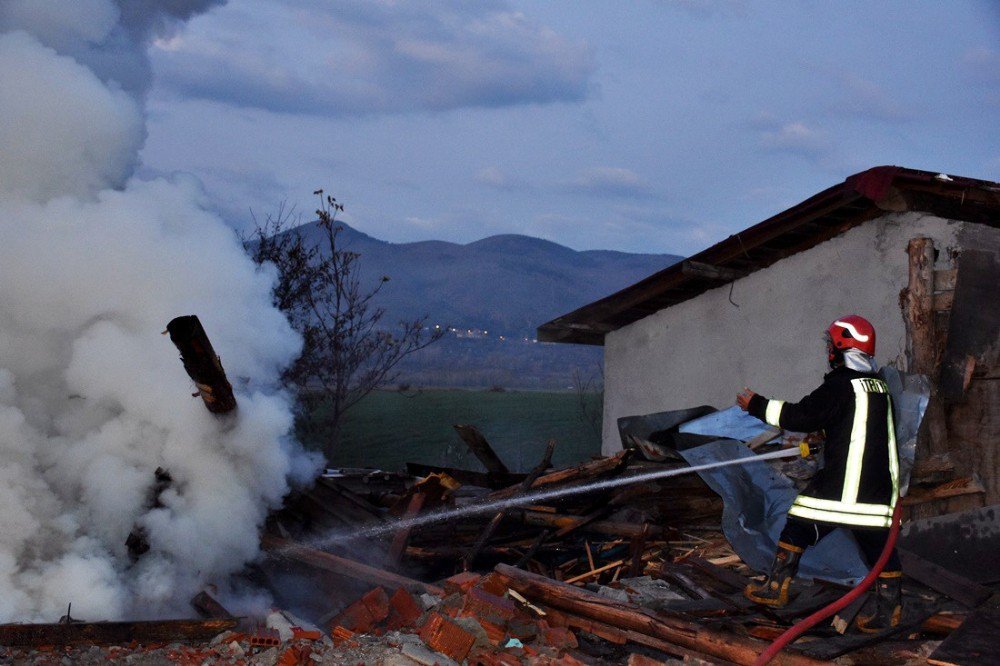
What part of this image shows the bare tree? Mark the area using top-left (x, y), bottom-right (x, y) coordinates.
top-left (244, 191), bottom-right (443, 462)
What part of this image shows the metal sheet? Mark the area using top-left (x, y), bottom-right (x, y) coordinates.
top-left (899, 504), bottom-right (1000, 584)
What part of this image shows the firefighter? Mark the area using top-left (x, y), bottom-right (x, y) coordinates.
top-left (736, 315), bottom-right (902, 633)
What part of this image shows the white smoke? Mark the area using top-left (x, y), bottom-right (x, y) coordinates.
top-left (0, 1), bottom-right (319, 621)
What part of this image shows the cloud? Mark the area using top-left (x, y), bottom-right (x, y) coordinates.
top-left (755, 116), bottom-right (830, 159)
top-left (151, 0), bottom-right (595, 116)
top-left (569, 167), bottom-right (655, 198)
top-left (962, 46), bottom-right (1000, 84)
top-left (475, 166), bottom-right (535, 192)
top-left (834, 74), bottom-right (911, 122)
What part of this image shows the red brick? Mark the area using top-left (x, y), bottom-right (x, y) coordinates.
top-left (330, 626), bottom-right (355, 647)
top-left (419, 611), bottom-right (476, 663)
top-left (360, 586), bottom-right (391, 624)
top-left (443, 571), bottom-right (482, 595)
top-left (386, 587), bottom-right (423, 630)
top-left (290, 627), bottom-right (322, 641)
top-left (476, 572), bottom-right (510, 597)
top-left (329, 599), bottom-right (375, 634)
top-left (461, 588), bottom-right (518, 625)
top-left (538, 626), bottom-right (578, 651)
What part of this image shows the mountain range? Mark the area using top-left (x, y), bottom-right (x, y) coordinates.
top-left (289, 221), bottom-right (681, 388)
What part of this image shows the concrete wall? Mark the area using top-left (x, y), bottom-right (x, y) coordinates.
top-left (601, 212), bottom-right (963, 455)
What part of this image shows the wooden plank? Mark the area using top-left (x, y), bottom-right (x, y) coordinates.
top-left (486, 450), bottom-right (632, 502)
top-left (261, 534), bottom-right (444, 596)
top-left (495, 564), bottom-right (824, 666)
top-left (387, 491), bottom-right (426, 566)
top-left (903, 237), bottom-right (936, 376)
top-left (898, 547), bottom-right (992, 608)
top-left (0, 618), bottom-right (237, 647)
top-left (516, 510), bottom-right (661, 539)
top-left (901, 476), bottom-right (985, 506)
top-left (684, 555), bottom-right (752, 592)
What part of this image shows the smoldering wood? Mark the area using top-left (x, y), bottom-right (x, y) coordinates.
top-left (261, 534), bottom-right (444, 596)
top-left (0, 618), bottom-right (237, 647)
top-left (166, 315), bottom-right (237, 414)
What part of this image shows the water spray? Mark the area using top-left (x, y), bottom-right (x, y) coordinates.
top-left (306, 446), bottom-right (802, 549)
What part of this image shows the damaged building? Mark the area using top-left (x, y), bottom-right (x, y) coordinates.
top-left (540, 165), bottom-right (1000, 518)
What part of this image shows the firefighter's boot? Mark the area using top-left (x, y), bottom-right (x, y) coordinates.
top-left (744, 541), bottom-right (802, 607)
top-left (855, 571), bottom-right (903, 633)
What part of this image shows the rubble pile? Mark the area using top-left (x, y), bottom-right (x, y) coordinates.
top-left (2, 416), bottom-right (997, 664)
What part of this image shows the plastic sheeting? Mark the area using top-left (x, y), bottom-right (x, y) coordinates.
top-left (678, 439), bottom-right (869, 582)
top-left (675, 366), bottom-right (930, 584)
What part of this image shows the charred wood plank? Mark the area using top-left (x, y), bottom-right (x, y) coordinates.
top-left (261, 534), bottom-right (443, 596)
top-left (494, 564), bottom-right (822, 666)
top-left (0, 618), bottom-right (237, 647)
top-left (166, 315), bottom-right (236, 414)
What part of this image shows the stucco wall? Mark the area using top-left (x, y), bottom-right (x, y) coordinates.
top-left (601, 212), bottom-right (963, 455)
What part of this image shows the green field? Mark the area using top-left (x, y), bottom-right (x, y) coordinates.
top-left (315, 389), bottom-right (602, 474)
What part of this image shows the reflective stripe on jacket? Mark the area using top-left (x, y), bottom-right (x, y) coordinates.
top-left (748, 367), bottom-right (899, 528)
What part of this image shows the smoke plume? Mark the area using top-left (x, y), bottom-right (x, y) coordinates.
top-left (0, 1), bottom-right (318, 620)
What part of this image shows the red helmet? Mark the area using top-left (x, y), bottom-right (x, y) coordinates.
top-left (827, 315), bottom-right (876, 356)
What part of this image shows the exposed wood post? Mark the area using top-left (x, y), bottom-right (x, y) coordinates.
top-left (904, 237), bottom-right (937, 376)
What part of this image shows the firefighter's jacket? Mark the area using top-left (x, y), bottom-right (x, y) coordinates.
top-left (748, 366), bottom-right (899, 528)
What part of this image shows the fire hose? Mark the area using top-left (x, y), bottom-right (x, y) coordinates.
top-left (754, 501), bottom-right (903, 665)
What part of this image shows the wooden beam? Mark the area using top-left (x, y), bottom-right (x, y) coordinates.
top-left (165, 315), bottom-right (237, 414)
top-left (903, 237), bottom-right (937, 376)
top-left (453, 425), bottom-right (512, 486)
top-left (494, 564), bottom-right (823, 666)
top-left (261, 534), bottom-right (444, 596)
top-left (0, 618), bottom-right (236, 647)
top-left (515, 510), bottom-right (662, 539)
top-left (681, 260), bottom-right (747, 282)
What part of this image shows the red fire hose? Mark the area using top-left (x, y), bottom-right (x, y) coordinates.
top-left (753, 502), bottom-right (903, 666)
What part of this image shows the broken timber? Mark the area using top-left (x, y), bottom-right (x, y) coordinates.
top-left (453, 425), bottom-right (516, 488)
top-left (464, 438), bottom-right (556, 568)
top-left (0, 618), bottom-right (237, 647)
top-left (261, 534), bottom-right (444, 596)
top-left (487, 449), bottom-right (632, 502)
top-left (166, 315), bottom-right (237, 414)
top-left (494, 564), bottom-right (823, 666)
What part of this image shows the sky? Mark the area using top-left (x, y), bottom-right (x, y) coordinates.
top-left (140, 0), bottom-right (1000, 256)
